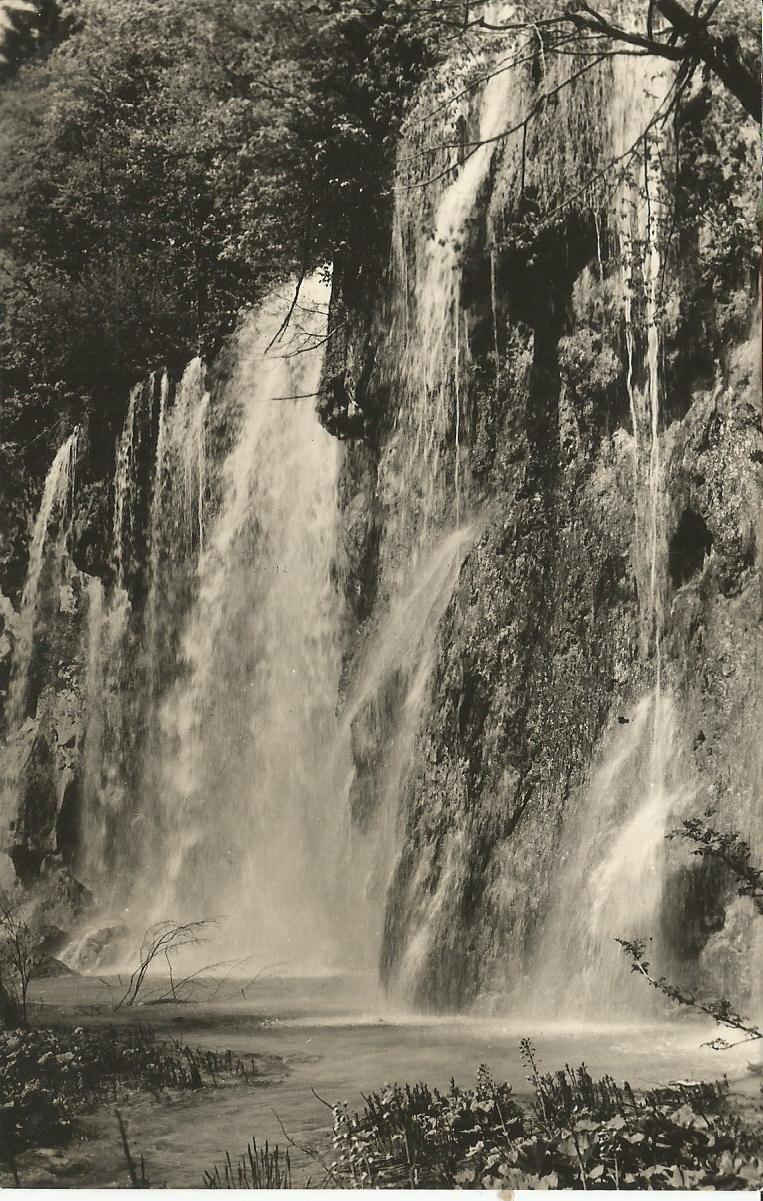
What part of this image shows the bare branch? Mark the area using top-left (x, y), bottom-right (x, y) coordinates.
top-left (265, 270), bottom-right (306, 352)
top-left (271, 1108), bottom-right (339, 1185)
top-left (113, 919), bottom-right (216, 1010)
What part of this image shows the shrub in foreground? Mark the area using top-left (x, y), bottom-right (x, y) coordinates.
top-left (327, 1053), bottom-right (762, 1190)
top-left (203, 1138), bottom-right (292, 1189)
top-left (0, 1022), bottom-right (269, 1175)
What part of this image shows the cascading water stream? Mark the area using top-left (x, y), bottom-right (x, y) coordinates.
top-left (0, 428), bottom-right (80, 859)
top-left (335, 524), bottom-right (479, 961)
top-left (144, 361), bottom-right (208, 691)
top-left (384, 10), bottom-right (515, 565)
top-left (73, 361), bottom-right (212, 939)
top-left (130, 278), bottom-right (350, 970)
top-left (529, 46), bottom-right (685, 1016)
top-left (334, 18), bottom-right (517, 989)
top-left (534, 690), bottom-right (695, 1016)
top-left (7, 428), bottom-right (79, 729)
top-left (112, 384), bottom-right (142, 592)
top-left (602, 46), bottom-right (675, 952)
top-left (76, 381), bottom-right (152, 898)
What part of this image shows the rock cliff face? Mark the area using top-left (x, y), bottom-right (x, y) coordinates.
top-left (0, 25), bottom-right (759, 1011)
top-left (324, 43), bottom-right (761, 1012)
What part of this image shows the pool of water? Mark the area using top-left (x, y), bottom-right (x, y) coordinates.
top-left (14, 971), bottom-right (760, 1188)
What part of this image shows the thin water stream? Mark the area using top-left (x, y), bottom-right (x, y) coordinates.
top-left (6, 429), bottom-right (79, 728)
top-left (18, 972), bottom-right (757, 1189)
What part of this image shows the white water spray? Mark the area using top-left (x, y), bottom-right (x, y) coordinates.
top-left (352, 17), bottom-right (514, 985)
top-left (608, 47), bottom-right (675, 933)
top-left (139, 278), bottom-right (347, 970)
top-left (337, 524), bottom-right (478, 960)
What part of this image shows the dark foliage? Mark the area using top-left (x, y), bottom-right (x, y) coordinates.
top-left (205, 1052), bottom-right (762, 1189)
top-left (0, 0), bottom-right (441, 419)
top-left (327, 1055), bottom-right (762, 1189)
top-left (0, 1021), bottom-right (271, 1172)
top-left (668, 809), bottom-right (763, 912)
top-left (203, 1137), bottom-right (292, 1189)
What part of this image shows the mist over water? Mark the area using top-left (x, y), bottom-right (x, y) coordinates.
top-left (132, 280), bottom-right (350, 968)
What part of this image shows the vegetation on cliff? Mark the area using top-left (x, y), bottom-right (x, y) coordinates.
top-left (0, 0), bottom-right (442, 424)
top-left (0, 0), bottom-right (757, 423)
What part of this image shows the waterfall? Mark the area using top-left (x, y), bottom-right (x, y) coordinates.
top-left (7, 428), bottom-right (79, 728)
top-left (82, 576), bottom-right (108, 875)
top-left (78, 569), bottom-right (134, 896)
top-left (383, 12), bottom-right (515, 568)
top-left (129, 277), bottom-right (348, 970)
top-left (69, 281), bottom-right (350, 970)
top-left (0, 0), bottom-right (753, 1025)
top-left (337, 16), bottom-right (517, 990)
top-left (144, 362), bottom-right (208, 694)
top-left (112, 384), bottom-right (141, 591)
top-left (152, 358), bottom-right (208, 560)
top-left (401, 58), bottom-right (514, 529)
top-left (338, 524), bottom-right (478, 962)
top-left (77, 372), bottom-right (163, 897)
top-left (534, 691), bottom-right (696, 1016)
top-left (529, 48), bottom-right (683, 1016)
top-left (583, 49), bottom-right (676, 987)
top-left (92, 375), bottom-right (154, 869)
top-left (613, 51), bottom-right (670, 672)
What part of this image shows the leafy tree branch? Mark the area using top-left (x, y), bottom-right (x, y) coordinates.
top-left (564, 0), bottom-right (760, 120)
top-left (667, 809), bottom-right (763, 912)
top-left (617, 937), bottom-right (762, 1050)
top-left (618, 809), bottom-right (763, 1051)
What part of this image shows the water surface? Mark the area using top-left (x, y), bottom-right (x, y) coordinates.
top-left (19, 971), bottom-right (757, 1189)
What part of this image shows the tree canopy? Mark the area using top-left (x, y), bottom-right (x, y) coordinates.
top-left (0, 0), bottom-right (440, 419)
top-left (0, 0), bottom-right (757, 428)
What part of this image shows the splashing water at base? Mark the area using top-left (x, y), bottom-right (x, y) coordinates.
top-left (533, 690), bottom-right (695, 1018)
top-left (25, 962), bottom-right (759, 1190)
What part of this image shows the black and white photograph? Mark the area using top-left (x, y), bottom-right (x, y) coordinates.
top-left (0, 0), bottom-right (759, 1190)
